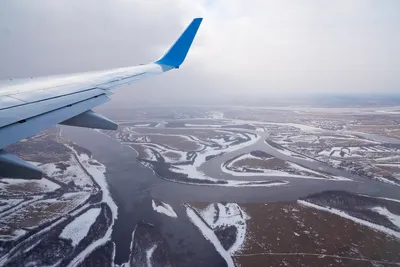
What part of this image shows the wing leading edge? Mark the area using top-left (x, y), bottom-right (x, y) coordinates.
top-left (0, 18), bottom-right (203, 178)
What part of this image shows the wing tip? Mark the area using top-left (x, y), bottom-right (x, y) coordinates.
top-left (155, 17), bottom-right (203, 68)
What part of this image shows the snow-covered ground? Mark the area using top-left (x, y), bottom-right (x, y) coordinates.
top-left (65, 144), bottom-right (118, 266)
top-left (60, 208), bottom-right (101, 246)
top-left (171, 162), bottom-right (289, 187)
top-left (0, 199), bottom-right (24, 213)
top-left (168, 131), bottom-right (262, 184)
top-left (0, 192), bottom-right (91, 234)
top-left (151, 200), bottom-right (177, 218)
top-left (318, 145), bottom-right (397, 158)
top-left (265, 142), bottom-right (316, 163)
top-left (196, 203), bottom-right (250, 254)
top-left (127, 129), bottom-right (290, 187)
top-left (207, 111), bottom-right (224, 119)
top-left (40, 156), bottom-right (93, 188)
top-left (66, 144), bottom-right (117, 220)
top-left (222, 153), bottom-right (351, 181)
top-left (146, 244), bottom-right (157, 267)
top-left (0, 226), bottom-right (27, 241)
top-left (371, 207), bottom-right (400, 229)
top-left (222, 163), bottom-right (326, 180)
top-left (185, 202), bottom-right (251, 267)
top-left (0, 177), bottom-right (60, 196)
top-left (185, 205), bottom-right (236, 267)
top-left (60, 191), bottom-right (92, 207)
top-left (136, 143), bottom-right (188, 164)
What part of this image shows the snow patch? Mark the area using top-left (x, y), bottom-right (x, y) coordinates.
top-left (146, 244), bottom-right (157, 267)
top-left (151, 200), bottom-right (177, 218)
top-left (60, 208), bottom-right (101, 246)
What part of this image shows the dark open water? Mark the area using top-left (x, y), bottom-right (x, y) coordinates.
top-left (61, 126), bottom-right (400, 266)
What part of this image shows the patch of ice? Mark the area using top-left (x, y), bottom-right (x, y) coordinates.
top-left (151, 200), bottom-right (177, 218)
top-left (60, 208), bottom-right (101, 246)
top-left (298, 200), bottom-right (400, 238)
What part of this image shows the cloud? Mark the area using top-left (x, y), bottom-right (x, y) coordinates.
top-left (0, 0), bottom-right (399, 105)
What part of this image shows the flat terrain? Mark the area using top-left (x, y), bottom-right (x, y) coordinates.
top-left (2, 105), bottom-right (400, 267)
top-left (189, 191), bottom-right (400, 267)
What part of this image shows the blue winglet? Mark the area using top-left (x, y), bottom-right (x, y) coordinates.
top-left (155, 18), bottom-right (203, 68)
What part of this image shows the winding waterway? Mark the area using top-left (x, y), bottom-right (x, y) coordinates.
top-left (61, 124), bottom-right (400, 266)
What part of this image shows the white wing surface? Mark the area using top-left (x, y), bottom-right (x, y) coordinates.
top-left (0, 18), bottom-right (203, 178)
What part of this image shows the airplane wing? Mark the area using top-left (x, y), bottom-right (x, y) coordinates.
top-left (0, 18), bottom-right (202, 179)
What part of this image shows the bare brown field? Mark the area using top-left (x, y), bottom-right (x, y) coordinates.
top-left (164, 151), bottom-right (182, 160)
top-left (233, 157), bottom-right (287, 169)
top-left (0, 181), bottom-right (52, 196)
top-left (0, 224), bottom-right (25, 239)
top-left (235, 253), bottom-right (390, 267)
top-left (348, 125), bottom-right (400, 139)
top-left (2, 196), bottom-right (85, 230)
top-left (131, 127), bottom-right (226, 139)
top-left (145, 134), bottom-right (200, 151)
top-left (229, 154), bottom-right (326, 178)
top-left (2, 202), bottom-right (65, 229)
top-left (234, 202), bottom-right (400, 267)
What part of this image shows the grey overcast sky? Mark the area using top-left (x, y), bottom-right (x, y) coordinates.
top-left (0, 0), bottom-right (399, 104)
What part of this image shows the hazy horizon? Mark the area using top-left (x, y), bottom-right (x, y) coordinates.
top-left (1, 0), bottom-right (399, 104)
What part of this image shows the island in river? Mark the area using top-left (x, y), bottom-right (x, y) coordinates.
top-left (1, 106), bottom-right (400, 267)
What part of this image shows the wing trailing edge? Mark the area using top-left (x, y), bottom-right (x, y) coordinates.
top-left (0, 150), bottom-right (42, 179)
top-left (60, 110), bottom-right (118, 130)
